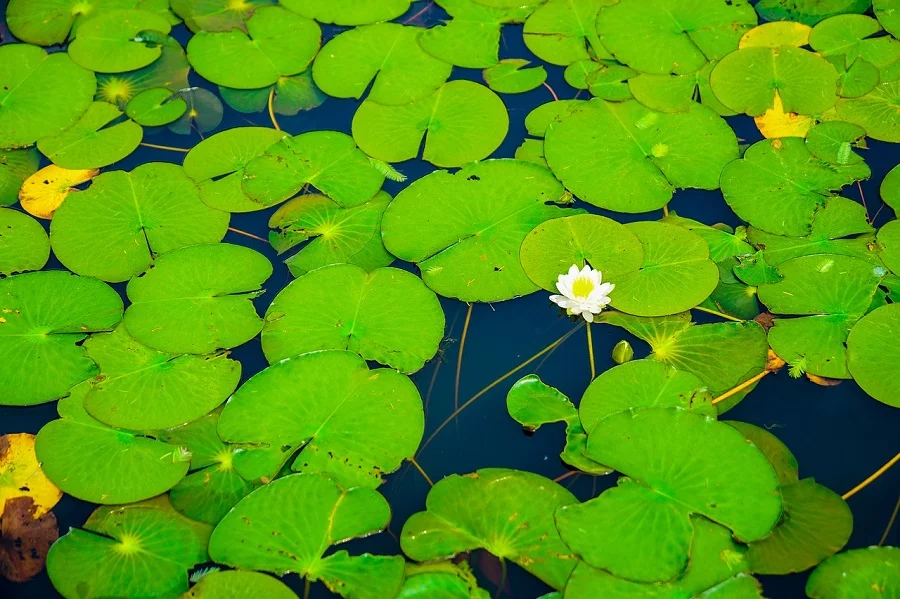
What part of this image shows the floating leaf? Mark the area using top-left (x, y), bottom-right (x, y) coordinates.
top-left (218, 350), bottom-right (423, 488)
top-left (97, 41), bottom-right (191, 107)
top-left (36, 101), bottom-right (142, 169)
top-left (181, 570), bottom-right (297, 598)
top-left (219, 72), bottom-right (326, 116)
top-left (595, 0), bottom-right (757, 75)
top-left (727, 421), bottom-right (800, 486)
top-left (167, 87), bottom-right (224, 135)
top-left (565, 59), bottom-right (636, 102)
top-left (0, 434), bottom-right (61, 518)
top-left (381, 159), bottom-right (578, 302)
top-left (522, 0), bottom-right (613, 66)
top-left (0, 271), bottom-right (123, 406)
top-left (0, 149), bottom-right (39, 207)
top-left (242, 131), bottom-right (384, 209)
top-left (544, 99), bottom-right (738, 213)
top-left (484, 59), bottom-right (547, 94)
top-left (352, 80), bottom-right (509, 168)
top-left (805, 546), bottom-right (900, 598)
top-left (0, 44), bottom-right (96, 149)
top-left (401, 468), bottom-right (578, 590)
top-left (0, 496), bottom-right (58, 583)
top-left (187, 6), bottom-right (320, 89)
top-left (262, 264), bottom-right (444, 373)
top-left (172, 0), bottom-right (276, 32)
top-left (754, 0), bottom-right (872, 26)
top-left (312, 23), bottom-right (451, 105)
top-left (875, 0), bottom-right (900, 37)
top-left (281, 0), bottom-right (412, 26)
top-left (846, 303), bottom-right (900, 406)
top-left (835, 81), bottom-right (900, 142)
top-left (883, 163), bottom-right (900, 213)
top-left (398, 562), bottom-right (490, 599)
top-left (0, 208), bottom-right (50, 276)
top-left (69, 9), bottom-right (172, 73)
top-left (19, 165), bottom-right (97, 220)
top-left (628, 62), bottom-right (735, 115)
top-left (124, 243), bottom-right (272, 354)
top-left (754, 93), bottom-right (816, 139)
top-left (125, 88), bottom-right (188, 126)
top-left (209, 473), bottom-right (405, 597)
top-left (880, 220), bottom-right (900, 274)
top-left (720, 137), bottom-right (870, 236)
top-left (268, 192), bottom-right (394, 277)
top-left (809, 14), bottom-right (900, 74)
top-left (50, 162), bottom-right (230, 283)
top-left (739, 22), bottom-right (812, 49)
top-left (806, 121), bottom-right (867, 165)
top-left (47, 500), bottom-right (209, 598)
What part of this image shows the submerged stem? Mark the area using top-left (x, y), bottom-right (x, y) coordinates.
top-left (843, 452), bottom-right (900, 501)
top-left (542, 81), bottom-right (559, 102)
top-left (455, 303), bottom-right (474, 417)
top-left (408, 457), bottom-right (434, 487)
top-left (303, 578), bottom-right (311, 599)
top-left (228, 227), bottom-right (268, 243)
top-left (494, 558), bottom-right (507, 599)
top-left (662, 204), bottom-right (669, 217)
top-left (553, 470), bottom-right (578, 483)
top-left (268, 87), bottom-right (281, 132)
top-left (586, 321), bottom-right (596, 380)
top-left (693, 306), bottom-right (743, 323)
top-left (711, 370), bottom-right (770, 405)
top-left (139, 142), bottom-right (190, 153)
top-left (880, 495), bottom-right (900, 545)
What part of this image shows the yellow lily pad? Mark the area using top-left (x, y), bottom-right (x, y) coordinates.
top-left (18, 165), bottom-right (98, 219)
top-left (754, 92), bottom-right (816, 139)
top-left (0, 433), bottom-right (62, 518)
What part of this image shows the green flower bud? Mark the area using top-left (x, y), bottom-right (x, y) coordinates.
top-left (611, 340), bottom-right (634, 365)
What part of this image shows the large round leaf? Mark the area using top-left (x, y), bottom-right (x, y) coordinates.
top-left (81, 326), bottom-right (241, 431)
top-left (846, 303), bottom-right (900, 407)
top-left (68, 9), bottom-right (173, 73)
top-left (312, 23), bottom-right (451, 105)
top-left (401, 468), bottom-right (578, 590)
top-left (0, 208), bottom-right (50, 276)
top-left (182, 570), bottom-right (298, 599)
top-left (35, 384), bottom-right (191, 504)
top-left (50, 162), bottom-right (230, 283)
top-left (381, 159), bottom-right (579, 302)
top-left (523, 0), bottom-right (613, 66)
top-left (595, 0), bottom-right (757, 75)
top-left (262, 264), bottom-right (444, 373)
top-left (281, 0), bottom-right (412, 25)
top-left (36, 101), bottom-right (142, 169)
top-left (806, 546), bottom-right (900, 598)
top-left (209, 473), bottom-right (404, 597)
top-left (217, 350), bottom-right (423, 488)
top-left (0, 271), bottom-right (122, 406)
top-left (610, 221), bottom-right (719, 317)
top-left (544, 99), bottom-right (737, 212)
top-left (519, 214), bottom-right (645, 291)
top-left (0, 45), bottom-right (95, 149)
top-left (352, 80), bottom-right (509, 168)
top-left (0, 149), bottom-right (40, 206)
top-left (187, 6), bottom-right (320, 89)
top-left (124, 243), bottom-right (272, 354)
top-left (835, 81), bottom-right (900, 142)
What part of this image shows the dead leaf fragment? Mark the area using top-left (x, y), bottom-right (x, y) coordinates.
top-left (18, 165), bottom-right (98, 219)
top-left (0, 497), bottom-right (59, 582)
top-left (0, 434), bottom-right (62, 518)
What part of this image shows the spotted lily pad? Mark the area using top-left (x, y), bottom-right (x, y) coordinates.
top-left (846, 303), bottom-right (900, 406)
top-left (0, 208), bottom-right (50, 276)
top-left (69, 9), bottom-right (173, 73)
top-left (36, 101), bottom-right (142, 169)
top-left (806, 546), bottom-right (900, 598)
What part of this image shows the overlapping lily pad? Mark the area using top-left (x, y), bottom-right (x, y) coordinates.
top-left (755, 0), bottom-right (872, 26)
top-left (523, 0), bottom-right (613, 66)
top-left (836, 81), bottom-right (900, 142)
top-left (69, 9), bottom-right (173, 73)
top-left (125, 88), bottom-right (188, 127)
top-left (219, 71), bottom-right (326, 117)
top-left (398, 562), bottom-right (490, 599)
top-left (628, 62), bottom-right (735, 115)
top-left (281, 0), bottom-right (412, 25)
top-left (182, 570), bottom-right (298, 598)
top-left (172, 0), bottom-right (276, 32)
top-left (0, 149), bottom-right (39, 206)
top-left (484, 59), bottom-right (547, 93)
top-left (36, 101), bottom-right (142, 169)
top-left (806, 546), bottom-right (900, 598)
top-left (846, 303), bottom-right (900, 407)
top-left (0, 209), bottom-right (49, 276)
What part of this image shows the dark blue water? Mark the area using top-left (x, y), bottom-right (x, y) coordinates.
top-left (2, 3), bottom-right (898, 598)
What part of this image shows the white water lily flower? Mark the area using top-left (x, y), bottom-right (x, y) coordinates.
top-left (549, 264), bottom-right (614, 323)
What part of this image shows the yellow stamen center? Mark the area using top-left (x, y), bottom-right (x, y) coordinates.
top-left (570, 276), bottom-right (595, 299)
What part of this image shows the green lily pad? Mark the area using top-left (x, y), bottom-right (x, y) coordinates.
top-left (36, 101), bottom-right (142, 169)
top-left (0, 45), bottom-right (96, 149)
top-left (167, 87), bottom-right (224, 135)
top-left (96, 40), bottom-right (191, 107)
top-left (262, 264), bottom-right (444, 373)
top-left (269, 192), bottom-right (394, 277)
top-left (720, 137), bottom-right (870, 237)
top-left (6, 0), bottom-right (170, 45)
top-left (522, 0), bottom-right (613, 66)
top-left (565, 59), bottom-right (636, 102)
top-left (520, 214), bottom-right (645, 292)
top-left (709, 46), bottom-right (839, 116)
top-left (125, 88), bottom-right (188, 126)
top-left (610, 221), bottom-right (719, 317)
top-left (579, 359), bottom-right (713, 433)
top-left (218, 350), bottom-right (423, 488)
top-left (352, 80), bottom-right (509, 168)
top-left (806, 546), bottom-right (900, 598)
top-left (381, 159), bottom-right (578, 302)
top-left (50, 162), bottom-right (230, 283)
top-left (69, 9), bottom-right (172, 73)
top-left (806, 121), bottom-right (867, 165)
top-left (875, 0), bottom-right (900, 37)
top-left (0, 208), bottom-right (50, 276)
top-left (35, 383), bottom-right (191, 503)
top-left (629, 62), bottom-right (736, 115)
top-left (835, 81), bottom-right (900, 142)
top-left (398, 562), bottom-right (490, 599)
top-left (755, 0), bottom-right (872, 26)
top-left (595, 0), bottom-right (757, 75)
top-left (879, 220), bottom-right (900, 274)
top-left (48, 500), bottom-right (208, 599)
top-left (726, 421), bottom-right (800, 486)
top-left (401, 468), bottom-right (578, 590)
top-left (484, 59), bottom-right (547, 94)
top-left (81, 326), bottom-right (241, 431)
top-left (187, 6), bottom-right (320, 89)
top-left (209, 473), bottom-right (405, 597)
top-left (281, 0), bottom-right (412, 25)
top-left (312, 23), bottom-right (451, 105)
top-left (883, 163), bottom-right (900, 213)
top-left (219, 71), bottom-right (326, 116)
top-left (0, 271), bottom-right (123, 406)
top-left (846, 303), bottom-right (900, 406)
top-left (544, 99), bottom-right (738, 213)
top-left (124, 243), bottom-right (272, 354)
top-left (172, 0), bottom-right (276, 32)
top-left (663, 213), bottom-right (755, 262)
top-left (161, 410), bottom-right (257, 526)
top-left (242, 131), bottom-right (385, 209)
top-left (182, 570), bottom-right (297, 599)
top-left (810, 14), bottom-right (900, 73)
top-left (0, 149), bottom-right (40, 206)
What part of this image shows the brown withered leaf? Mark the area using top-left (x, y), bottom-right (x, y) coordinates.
top-left (0, 497), bottom-right (59, 582)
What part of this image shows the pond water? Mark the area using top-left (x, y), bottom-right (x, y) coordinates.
top-left (1, 3), bottom-right (899, 598)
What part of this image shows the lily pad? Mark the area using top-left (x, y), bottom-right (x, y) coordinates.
top-left (281, 0), bottom-right (412, 25)
top-left (243, 131), bottom-right (385, 209)
top-left (219, 72), bottom-right (326, 116)
top-left (312, 23), bottom-right (451, 105)
top-left (739, 21), bottom-right (813, 49)
top-left (595, 0), bottom-right (757, 75)
top-left (835, 81), bottom-right (900, 142)
top-left (809, 14), bottom-right (900, 74)
top-left (124, 243), bottom-right (272, 354)
top-left (806, 121), bottom-right (867, 165)
top-left (50, 162), bottom-right (230, 283)
top-left (401, 468), bottom-right (578, 590)
top-left (398, 562), bottom-right (490, 599)
top-left (352, 80), bottom-right (509, 168)
top-left (167, 87), bottom-right (224, 135)
top-left (544, 99), bottom-right (738, 213)
top-left (805, 546), bottom-right (900, 598)
top-left (218, 350), bottom-right (423, 488)
top-left (269, 192), bottom-right (394, 277)
top-left (0, 434), bottom-right (61, 519)
top-left (0, 271), bottom-right (123, 406)
top-left (187, 6), bottom-right (320, 89)
top-left (209, 473), bottom-right (405, 597)
top-left (36, 101), bottom-right (142, 169)
top-left (19, 165), bottom-right (98, 220)
top-left (381, 159), bottom-right (578, 302)
top-left (181, 570), bottom-right (298, 598)
top-left (0, 149), bottom-right (40, 206)
top-left (125, 88), bottom-right (188, 126)
top-left (484, 59), bottom-right (547, 94)
top-left (875, 0), bottom-right (900, 37)
top-left (882, 163), bottom-right (900, 213)
top-left (846, 303), bottom-right (900, 406)
top-left (879, 220), bottom-right (900, 274)
top-left (262, 264), bottom-right (444, 373)
top-left (172, 0), bottom-right (276, 32)
top-left (81, 326), bottom-right (241, 431)
top-left (522, 0), bottom-right (613, 66)
top-left (755, 0), bottom-right (872, 26)
top-left (0, 208), bottom-right (50, 276)
top-left (565, 59), bottom-right (636, 102)
top-left (0, 496), bottom-right (58, 583)
top-left (69, 9), bottom-right (172, 73)
top-left (0, 44), bottom-right (96, 149)
top-left (629, 62), bottom-right (736, 115)
top-left (720, 137), bottom-right (870, 236)
top-left (96, 39), bottom-right (191, 107)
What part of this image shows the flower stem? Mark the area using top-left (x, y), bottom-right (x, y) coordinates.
top-left (843, 452), bottom-right (900, 501)
top-left (662, 203), bottom-right (669, 217)
top-left (139, 142), bottom-right (190, 153)
top-left (303, 579), bottom-right (310, 599)
top-left (553, 470), bottom-right (578, 483)
top-left (542, 81), bottom-right (559, 102)
top-left (494, 558), bottom-right (507, 599)
top-left (408, 457), bottom-right (434, 487)
top-left (711, 370), bottom-right (770, 405)
top-left (586, 321), bottom-right (596, 380)
top-left (880, 495), bottom-right (900, 545)
top-left (268, 87), bottom-right (281, 131)
top-left (228, 227), bottom-right (268, 243)
top-left (693, 306), bottom-right (744, 323)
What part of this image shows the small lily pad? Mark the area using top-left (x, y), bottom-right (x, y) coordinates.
top-left (523, 0), bottom-right (613, 66)
top-left (69, 9), bottom-right (173, 73)
top-left (36, 101), bottom-right (142, 169)
top-left (484, 59), bottom-right (547, 94)
top-left (0, 149), bottom-right (40, 207)
top-left (0, 208), bottom-right (50, 276)
top-left (125, 88), bottom-right (188, 127)
top-left (846, 303), bottom-right (900, 406)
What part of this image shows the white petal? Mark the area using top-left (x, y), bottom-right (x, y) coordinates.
top-left (568, 264), bottom-right (580, 277)
top-left (582, 311), bottom-right (594, 323)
